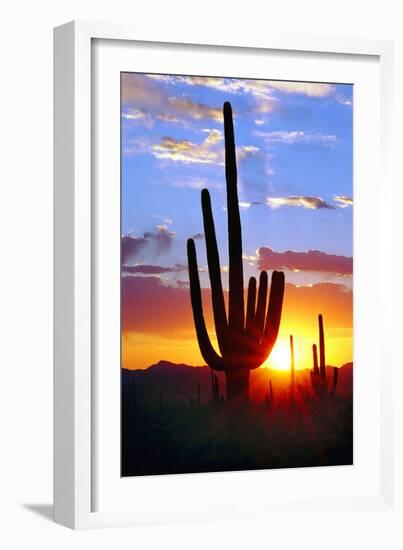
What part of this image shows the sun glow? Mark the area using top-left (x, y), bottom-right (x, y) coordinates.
top-left (265, 338), bottom-right (292, 371)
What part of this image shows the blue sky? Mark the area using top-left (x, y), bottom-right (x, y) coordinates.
top-left (121, 73), bottom-right (352, 291)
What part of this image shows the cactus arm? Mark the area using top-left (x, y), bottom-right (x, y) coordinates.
top-left (264, 271), bottom-right (285, 347)
top-left (254, 271), bottom-right (268, 335)
top-left (245, 276), bottom-right (257, 334)
top-left (249, 271), bottom-right (284, 368)
top-left (318, 314), bottom-right (326, 382)
top-left (187, 238), bottom-right (225, 371)
top-left (201, 188), bottom-right (228, 353)
top-left (223, 101), bottom-right (244, 331)
top-left (312, 344), bottom-right (319, 375)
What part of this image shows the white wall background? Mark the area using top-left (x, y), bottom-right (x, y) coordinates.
top-left (0, 0), bottom-right (402, 547)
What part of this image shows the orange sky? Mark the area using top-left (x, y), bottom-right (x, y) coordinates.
top-left (122, 278), bottom-right (352, 371)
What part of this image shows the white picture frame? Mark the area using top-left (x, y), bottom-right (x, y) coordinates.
top-left (54, 20), bottom-right (399, 530)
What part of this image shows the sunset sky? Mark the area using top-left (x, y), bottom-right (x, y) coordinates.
top-left (121, 73), bottom-right (353, 371)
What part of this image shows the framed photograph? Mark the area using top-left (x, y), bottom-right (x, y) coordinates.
top-left (54, 21), bottom-right (397, 529)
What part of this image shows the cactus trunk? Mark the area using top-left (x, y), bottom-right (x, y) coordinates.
top-left (318, 314), bottom-right (326, 382)
top-left (225, 369), bottom-right (250, 405)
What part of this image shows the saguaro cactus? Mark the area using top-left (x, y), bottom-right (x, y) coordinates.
top-left (310, 314), bottom-right (338, 398)
top-left (265, 379), bottom-right (274, 411)
top-left (187, 102), bottom-right (285, 404)
top-left (290, 334), bottom-right (295, 390)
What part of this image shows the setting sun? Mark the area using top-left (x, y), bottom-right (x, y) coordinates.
top-left (265, 338), bottom-right (291, 371)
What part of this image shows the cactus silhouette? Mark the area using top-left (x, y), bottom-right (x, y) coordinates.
top-left (290, 334), bottom-right (295, 391)
top-left (310, 314), bottom-right (338, 398)
top-left (265, 379), bottom-right (274, 411)
top-left (210, 368), bottom-right (220, 406)
top-left (187, 102), bottom-right (285, 404)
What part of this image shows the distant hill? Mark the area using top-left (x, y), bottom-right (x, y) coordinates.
top-left (122, 360), bottom-right (353, 405)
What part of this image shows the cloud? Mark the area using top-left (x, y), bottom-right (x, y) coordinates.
top-left (156, 114), bottom-right (180, 123)
top-left (337, 97), bottom-right (353, 107)
top-left (255, 130), bottom-right (336, 146)
top-left (121, 73), bottom-right (223, 124)
top-left (121, 275), bottom-right (352, 337)
top-left (122, 137), bottom-right (152, 155)
top-left (237, 145), bottom-right (260, 158)
top-left (122, 226), bottom-right (175, 264)
top-left (146, 74), bottom-right (334, 100)
top-left (334, 195), bottom-right (353, 208)
top-left (147, 74), bottom-right (271, 98)
top-left (266, 196), bottom-right (334, 209)
top-left (167, 97), bottom-right (222, 122)
top-left (122, 109), bottom-right (147, 121)
top-left (122, 73), bottom-right (165, 108)
top-left (201, 128), bottom-right (223, 145)
top-left (257, 247), bottom-right (353, 275)
top-left (122, 275), bottom-right (195, 335)
top-left (171, 177), bottom-right (223, 190)
top-left (253, 99), bottom-right (277, 114)
top-left (264, 81), bottom-right (334, 97)
top-left (121, 235), bottom-right (149, 264)
top-left (190, 233), bottom-right (204, 240)
top-left (224, 195), bottom-right (336, 211)
top-left (122, 264), bottom-right (186, 274)
top-left (122, 74), bottom-right (346, 134)
top-left (150, 129), bottom-right (258, 166)
top-left (151, 135), bottom-right (220, 165)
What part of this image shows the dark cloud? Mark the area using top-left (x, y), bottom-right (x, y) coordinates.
top-left (122, 226), bottom-right (175, 264)
top-left (122, 275), bottom-right (199, 335)
top-left (121, 235), bottom-right (148, 264)
top-left (177, 280), bottom-right (190, 288)
top-left (122, 275), bottom-right (352, 337)
top-left (122, 264), bottom-right (186, 275)
top-left (257, 247), bottom-right (352, 275)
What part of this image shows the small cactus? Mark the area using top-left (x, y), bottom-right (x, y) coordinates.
top-left (265, 379), bottom-right (274, 411)
top-left (310, 314), bottom-right (338, 398)
top-left (290, 334), bottom-right (295, 391)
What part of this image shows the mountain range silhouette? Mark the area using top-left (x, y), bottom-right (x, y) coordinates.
top-left (122, 360), bottom-right (353, 404)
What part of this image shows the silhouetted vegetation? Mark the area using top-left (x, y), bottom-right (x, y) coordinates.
top-left (187, 102), bottom-right (285, 405)
top-left (121, 364), bottom-right (353, 476)
top-left (310, 314), bottom-right (339, 399)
